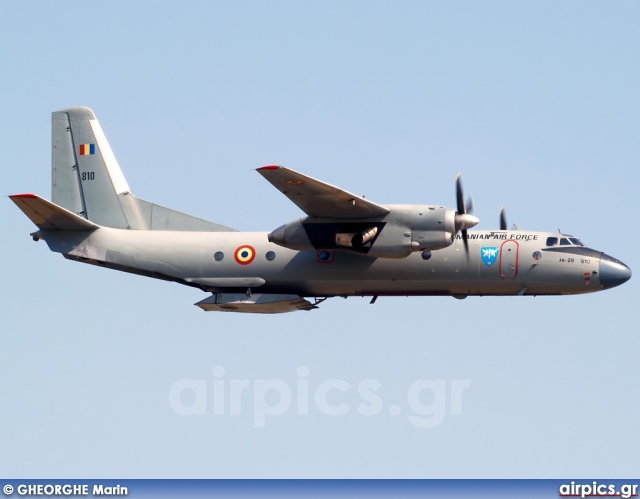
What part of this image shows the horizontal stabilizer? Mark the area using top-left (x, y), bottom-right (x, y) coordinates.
top-left (195, 293), bottom-right (316, 313)
top-left (10, 194), bottom-right (98, 231)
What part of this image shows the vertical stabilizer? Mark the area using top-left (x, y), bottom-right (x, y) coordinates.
top-left (50, 107), bottom-right (236, 232)
top-left (52, 107), bottom-right (130, 228)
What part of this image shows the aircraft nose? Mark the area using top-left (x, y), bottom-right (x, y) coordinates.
top-left (599, 254), bottom-right (632, 289)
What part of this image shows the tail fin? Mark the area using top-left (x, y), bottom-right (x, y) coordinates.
top-left (52, 107), bottom-right (130, 227)
top-left (51, 107), bottom-right (235, 232)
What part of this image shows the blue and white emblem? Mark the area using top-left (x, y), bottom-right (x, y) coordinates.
top-left (481, 247), bottom-right (499, 267)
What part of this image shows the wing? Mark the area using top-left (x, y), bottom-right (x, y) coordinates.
top-left (257, 166), bottom-right (390, 219)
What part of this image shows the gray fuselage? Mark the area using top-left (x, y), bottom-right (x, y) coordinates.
top-left (40, 227), bottom-right (629, 298)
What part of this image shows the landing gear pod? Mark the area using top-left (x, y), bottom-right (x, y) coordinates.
top-left (195, 293), bottom-right (317, 314)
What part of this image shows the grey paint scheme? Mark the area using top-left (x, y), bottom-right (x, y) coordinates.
top-left (11, 107), bottom-right (632, 313)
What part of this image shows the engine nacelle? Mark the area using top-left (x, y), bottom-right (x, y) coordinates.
top-left (267, 204), bottom-right (458, 258)
top-left (408, 204), bottom-right (457, 251)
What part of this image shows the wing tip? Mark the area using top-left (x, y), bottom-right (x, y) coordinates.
top-left (10, 193), bottom-right (38, 199)
top-left (257, 165), bottom-right (281, 171)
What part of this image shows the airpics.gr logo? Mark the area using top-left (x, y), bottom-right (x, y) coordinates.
top-left (481, 247), bottom-right (499, 267)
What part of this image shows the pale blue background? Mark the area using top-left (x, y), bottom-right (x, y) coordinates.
top-left (1, 1), bottom-right (638, 477)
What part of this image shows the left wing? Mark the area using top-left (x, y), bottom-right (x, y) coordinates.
top-left (257, 166), bottom-right (390, 219)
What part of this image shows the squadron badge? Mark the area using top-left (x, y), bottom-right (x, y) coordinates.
top-left (481, 247), bottom-right (499, 267)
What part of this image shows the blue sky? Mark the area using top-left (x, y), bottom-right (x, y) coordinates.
top-left (1, 1), bottom-right (638, 477)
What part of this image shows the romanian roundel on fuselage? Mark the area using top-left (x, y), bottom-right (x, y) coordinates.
top-left (234, 245), bottom-right (256, 265)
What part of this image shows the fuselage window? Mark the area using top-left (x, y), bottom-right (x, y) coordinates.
top-left (265, 251), bottom-right (276, 261)
top-left (546, 237), bottom-right (558, 247)
top-left (559, 238), bottom-right (571, 246)
top-left (214, 251), bottom-right (224, 261)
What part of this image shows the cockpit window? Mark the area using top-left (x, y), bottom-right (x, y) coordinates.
top-left (559, 238), bottom-right (571, 246)
top-left (569, 238), bottom-right (584, 246)
top-left (546, 237), bottom-right (558, 247)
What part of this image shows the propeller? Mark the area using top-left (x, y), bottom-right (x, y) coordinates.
top-left (499, 206), bottom-right (519, 231)
top-left (499, 206), bottom-right (507, 231)
top-left (454, 174), bottom-right (480, 256)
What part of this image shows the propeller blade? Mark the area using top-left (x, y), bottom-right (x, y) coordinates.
top-left (467, 195), bottom-right (474, 215)
top-left (455, 173), bottom-right (465, 215)
top-left (499, 206), bottom-right (507, 231)
top-left (461, 228), bottom-right (469, 255)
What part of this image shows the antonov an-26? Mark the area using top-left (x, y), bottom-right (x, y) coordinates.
top-left (10, 107), bottom-right (631, 313)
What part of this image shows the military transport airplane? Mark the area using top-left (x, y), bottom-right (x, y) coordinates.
top-left (10, 107), bottom-right (631, 313)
